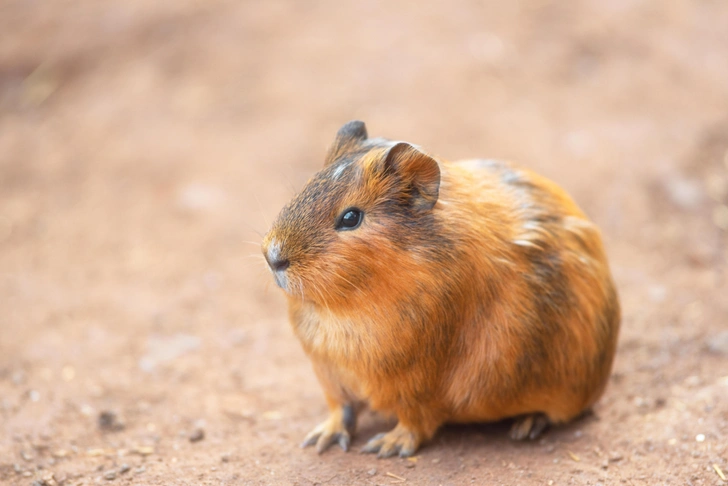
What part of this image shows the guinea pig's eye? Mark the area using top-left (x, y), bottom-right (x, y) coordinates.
top-left (336, 208), bottom-right (363, 231)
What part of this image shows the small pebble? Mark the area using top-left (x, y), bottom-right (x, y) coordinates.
top-left (40, 473), bottom-right (58, 486)
top-left (432, 458), bottom-right (441, 464)
top-left (119, 464), bottom-right (130, 474)
top-left (696, 434), bottom-right (706, 442)
top-left (13, 463), bottom-right (22, 473)
top-left (104, 471), bottom-right (116, 480)
top-left (609, 453), bottom-right (623, 462)
top-left (221, 454), bottom-right (230, 463)
top-left (367, 468), bottom-right (377, 476)
top-left (21, 451), bottom-right (33, 461)
top-left (189, 428), bottom-right (205, 442)
top-left (134, 467), bottom-right (146, 474)
top-left (664, 177), bottom-right (702, 209)
top-left (98, 411), bottom-right (125, 431)
top-left (11, 371), bottom-right (25, 385)
top-left (404, 461), bottom-right (415, 468)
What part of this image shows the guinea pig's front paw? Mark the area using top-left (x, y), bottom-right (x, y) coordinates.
top-left (301, 404), bottom-right (356, 453)
top-left (361, 423), bottom-right (422, 458)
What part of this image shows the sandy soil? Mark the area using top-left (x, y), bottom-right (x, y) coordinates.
top-left (1, 1), bottom-right (728, 484)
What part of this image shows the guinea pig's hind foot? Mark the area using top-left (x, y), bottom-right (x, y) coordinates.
top-left (360, 423), bottom-right (422, 458)
top-left (509, 413), bottom-right (550, 440)
top-left (301, 404), bottom-right (356, 453)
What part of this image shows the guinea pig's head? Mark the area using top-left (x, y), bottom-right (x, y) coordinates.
top-left (261, 121), bottom-right (442, 308)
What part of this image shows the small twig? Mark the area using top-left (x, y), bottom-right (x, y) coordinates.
top-left (566, 450), bottom-right (580, 462)
top-left (386, 471), bottom-right (406, 483)
top-left (714, 464), bottom-right (726, 482)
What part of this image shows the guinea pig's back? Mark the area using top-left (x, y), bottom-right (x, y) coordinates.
top-left (441, 158), bottom-right (620, 423)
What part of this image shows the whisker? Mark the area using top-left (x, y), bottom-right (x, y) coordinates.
top-left (337, 275), bottom-right (362, 295)
top-left (238, 216), bottom-right (265, 239)
top-left (238, 262), bottom-right (268, 272)
top-left (253, 192), bottom-right (271, 230)
top-left (281, 162), bottom-right (299, 197)
top-left (243, 254), bottom-right (266, 260)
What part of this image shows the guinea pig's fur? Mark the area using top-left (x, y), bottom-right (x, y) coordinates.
top-left (262, 121), bottom-right (620, 458)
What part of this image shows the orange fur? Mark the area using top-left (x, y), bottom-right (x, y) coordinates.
top-left (261, 121), bottom-right (620, 457)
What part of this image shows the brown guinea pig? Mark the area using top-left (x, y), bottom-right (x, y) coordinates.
top-left (261, 121), bottom-right (620, 458)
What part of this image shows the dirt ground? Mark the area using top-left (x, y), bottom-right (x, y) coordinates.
top-left (1, 1), bottom-right (727, 485)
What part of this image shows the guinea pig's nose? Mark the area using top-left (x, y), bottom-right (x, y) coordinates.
top-left (264, 240), bottom-right (290, 272)
top-left (270, 257), bottom-right (290, 272)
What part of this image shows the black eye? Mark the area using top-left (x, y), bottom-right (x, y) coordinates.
top-left (336, 208), bottom-right (363, 230)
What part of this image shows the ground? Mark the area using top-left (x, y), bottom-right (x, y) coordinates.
top-left (1, 1), bottom-right (727, 485)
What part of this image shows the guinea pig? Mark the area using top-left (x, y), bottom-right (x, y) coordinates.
top-left (261, 121), bottom-right (620, 458)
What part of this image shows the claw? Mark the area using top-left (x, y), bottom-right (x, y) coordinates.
top-left (361, 425), bottom-right (420, 458)
top-left (377, 442), bottom-right (398, 458)
top-left (398, 444), bottom-right (416, 458)
top-left (301, 435), bottom-right (318, 449)
top-left (510, 413), bottom-right (550, 441)
top-left (301, 421), bottom-right (324, 448)
top-left (301, 405), bottom-right (356, 454)
top-left (316, 430), bottom-right (345, 454)
top-left (337, 434), bottom-right (350, 452)
top-left (360, 433), bottom-right (386, 454)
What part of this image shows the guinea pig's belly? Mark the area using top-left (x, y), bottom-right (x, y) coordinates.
top-left (447, 407), bottom-right (513, 424)
top-left (446, 398), bottom-right (546, 424)
top-left (442, 375), bottom-right (592, 425)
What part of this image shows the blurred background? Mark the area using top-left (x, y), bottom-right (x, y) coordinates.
top-left (1, 1), bottom-right (727, 484)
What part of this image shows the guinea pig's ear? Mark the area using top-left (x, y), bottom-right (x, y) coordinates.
top-left (384, 142), bottom-right (441, 211)
top-left (324, 120), bottom-right (368, 166)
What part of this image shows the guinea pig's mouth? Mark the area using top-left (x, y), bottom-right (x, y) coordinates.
top-left (263, 239), bottom-right (293, 292)
top-left (273, 270), bottom-right (310, 300)
top-left (272, 270), bottom-right (289, 291)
